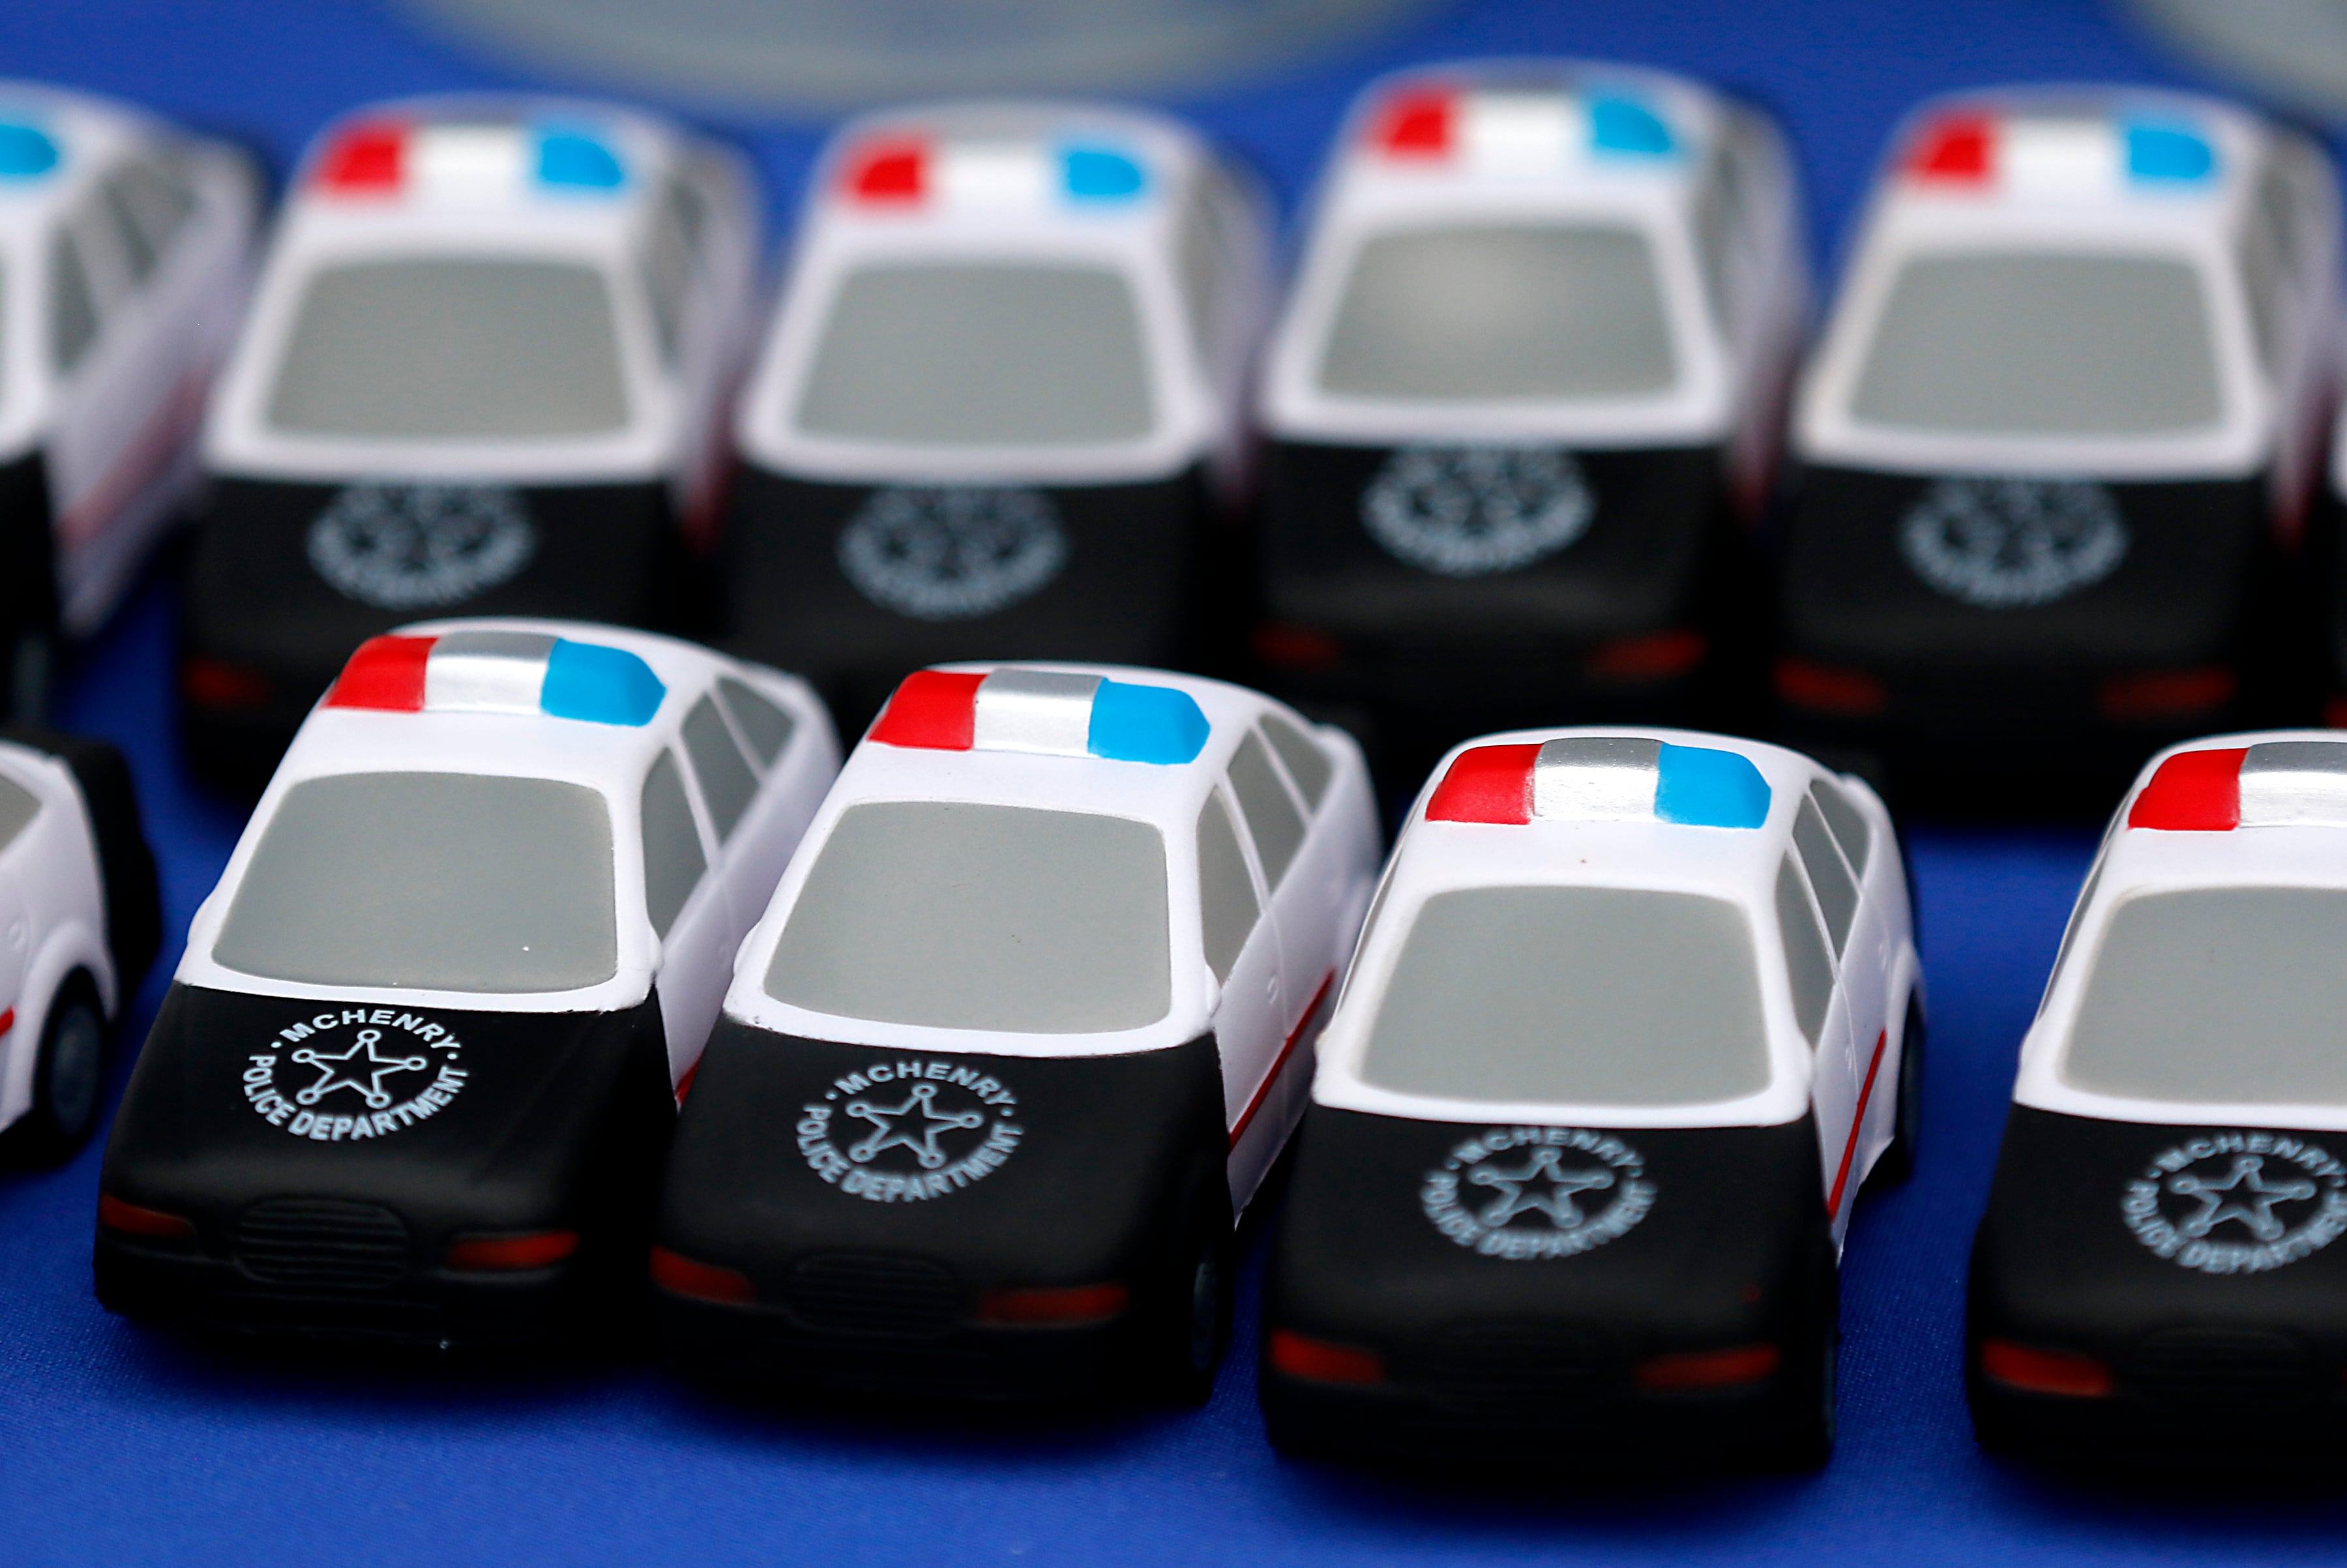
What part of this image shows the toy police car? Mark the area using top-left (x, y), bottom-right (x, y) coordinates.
top-left (654, 662), bottom-right (1378, 1400)
top-left (1969, 733), bottom-right (2347, 1459)
top-left (719, 104), bottom-right (1271, 726)
top-left (1261, 728), bottom-right (1920, 1468)
top-left (1256, 63), bottom-right (1806, 732)
top-left (0, 83), bottom-right (257, 713)
top-left (1779, 89), bottom-right (2338, 772)
top-left (181, 99), bottom-right (760, 786)
top-left (97, 619), bottom-right (837, 1347)
top-left (0, 726), bottom-right (158, 1161)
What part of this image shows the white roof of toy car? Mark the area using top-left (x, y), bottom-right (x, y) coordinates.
top-left (1312, 726), bottom-right (1864, 1129)
top-left (1797, 85), bottom-right (2314, 480)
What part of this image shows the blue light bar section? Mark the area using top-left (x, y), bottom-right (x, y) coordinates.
top-left (1653, 743), bottom-right (1770, 829)
top-left (0, 123), bottom-right (59, 179)
top-left (1061, 145), bottom-right (1145, 201)
top-left (1588, 95), bottom-right (1675, 158)
top-left (1087, 680), bottom-right (1208, 764)
top-left (2125, 119), bottom-right (2215, 183)
top-left (535, 127), bottom-right (625, 191)
top-left (539, 640), bottom-right (665, 726)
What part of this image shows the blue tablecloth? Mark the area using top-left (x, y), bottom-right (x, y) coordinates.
top-left (2, 1), bottom-right (2323, 1562)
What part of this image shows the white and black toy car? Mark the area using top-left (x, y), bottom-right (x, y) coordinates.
top-left (653, 662), bottom-right (1378, 1401)
top-left (0, 726), bottom-right (159, 1162)
top-left (718, 104), bottom-right (1272, 727)
top-left (1970, 733), bottom-right (2347, 1460)
top-left (1260, 728), bottom-right (1921, 1469)
top-left (1256, 63), bottom-right (1807, 730)
top-left (1779, 89), bottom-right (2339, 771)
top-left (96, 619), bottom-right (838, 1348)
top-left (181, 99), bottom-right (759, 786)
top-left (0, 83), bottom-right (258, 713)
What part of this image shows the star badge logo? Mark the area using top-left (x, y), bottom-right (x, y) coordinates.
top-left (1468, 1146), bottom-right (1616, 1230)
top-left (1422, 1127), bottom-right (1657, 1261)
top-left (2122, 1133), bottom-right (2347, 1274)
top-left (846, 1082), bottom-right (986, 1170)
top-left (2169, 1154), bottom-right (2318, 1243)
top-left (291, 1028), bottom-right (430, 1110)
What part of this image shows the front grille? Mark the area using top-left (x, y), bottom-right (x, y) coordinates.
top-left (1424, 1322), bottom-right (1617, 1417)
top-left (2128, 1327), bottom-right (2316, 1412)
top-left (784, 1253), bottom-right (966, 1338)
top-left (235, 1198), bottom-right (411, 1291)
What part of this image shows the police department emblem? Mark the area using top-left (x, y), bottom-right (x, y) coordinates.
top-left (307, 482), bottom-right (537, 610)
top-left (836, 486), bottom-right (1067, 621)
top-left (798, 1059), bottom-right (1022, 1202)
top-left (240, 1009), bottom-right (469, 1142)
top-left (1422, 1127), bottom-right (1655, 1260)
top-left (1361, 446), bottom-right (1595, 578)
top-left (2121, 1132), bottom-right (2347, 1274)
top-left (1897, 477), bottom-right (2128, 609)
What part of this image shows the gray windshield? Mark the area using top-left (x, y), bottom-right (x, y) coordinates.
top-left (1318, 223), bottom-right (1675, 402)
top-left (267, 257), bottom-right (629, 439)
top-left (765, 801), bottom-right (1170, 1033)
top-left (2063, 888), bottom-right (2347, 1104)
top-left (1850, 251), bottom-right (2221, 437)
top-left (795, 261), bottom-right (1153, 445)
top-left (213, 773), bottom-right (618, 993)
top-left (1359, 886), bottom-right (1771, 1106)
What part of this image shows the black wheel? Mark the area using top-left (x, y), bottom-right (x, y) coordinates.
top-left (1149, 1173), bottom-right (1233, 1406)
top-left (8, 973), bottom-right (106, 1164)
top-left (1867, 992), bottom-right (1926, 1189)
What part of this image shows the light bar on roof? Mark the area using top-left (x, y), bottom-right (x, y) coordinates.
top-left (844, 136), bottom-right (1147, 211)
top-left (2129, 741), bottom-right (2347, 831)
top-left (325, 630), bottom-right (665, 726)
top-left (314, 119), bottom-right (627, 200)
top-left (1369, 84), bottom-right (1677, 173)
top-left (870, 668), bottom-right (1209, 765)
top-left (0, 121), bottom-right (59, 179)
top-left (1904, 111), bottom-right (2215, 194)
top-left (1427, 736), bottom-right (1771, 829)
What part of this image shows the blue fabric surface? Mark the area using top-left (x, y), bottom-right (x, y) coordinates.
top-left (2, 1), bottom-right (2338, 1562)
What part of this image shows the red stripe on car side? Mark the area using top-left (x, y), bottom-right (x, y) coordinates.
top-left (1826, 1028), bottom-right (1890, 1220)
top-left (1228, 971), bottom-right (1334, 1150)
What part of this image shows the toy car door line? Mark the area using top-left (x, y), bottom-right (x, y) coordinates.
top-left (94, 619), bottom-right (838, 1348)
top-left (1777, 87), bottom-right (2339, 766)
top-left (718, 103), bottom-right (1273, 730)
top-left (180, 98), bottom-right (760, 788)
top-left (0, 84), bottom-right (259, 714)
top-left (1258, 728), bottom-right (1920, 1470)
top-left (1254, 62), bottom-right (1808, 724)
top-left (1968, 733), bottom-right (2347, 1458)
top-left (652, 662), bottom-right (1380, 1402)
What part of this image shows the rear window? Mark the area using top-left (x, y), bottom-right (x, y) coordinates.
top-left (267, 257), bottom-right (629, 439)
top-left (1848, 250), bottom-right (2221, 437)
top-left (795, 261), bottom-right (1153, 446)
top-left (1317, 223), bottom-right (1675, 402)
top-left (1358, 886), bottom-right (1771, 1107)
top-left (2061, 887), bottom-right (2347, 1104)
top-left (765, 801), bottom-right (1171, 1033)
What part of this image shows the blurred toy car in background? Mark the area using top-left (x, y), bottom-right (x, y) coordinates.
top-left (1254, 63), bottom-right (1806, 753)
top-left (0, 83), bottom-right (257, 715)
top-left (718, 103), bottom-right (1271, 730)
top-left (0, 726), bottom-right (157, 1162)
top-left (1779, 89), bottom-right (2338, 782)
top-left (1970, 735), bottom-right (2347, 1459)
top-left (1262, 728), bottom-right (1919, 1469)
top-left (98, 621), bottom-right (837, 1348)
top-left (655, 662), bottom-right (1378, 1402)
top-left (180, 98), bottom-right (758, 788)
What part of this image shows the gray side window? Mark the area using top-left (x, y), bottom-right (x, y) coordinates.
top-left (682, 694), bottom-right (758, 843)
top-left (715, 675), bottom-right (794, 767)
top-left (1228, 730), bottom-right (1306, 888)
top-left (1692, 142), bottom-right (1747, 334)
top-left (101, 175), bottom-right (156, 284)
top-left (640, 177), bottom-right (700, 365)
top-left (0, 773), bottom-right (40, 851)
top-left (108, 155), bottom-right (194, 272)
top-left (50, 228), bottom-right (98, 374)
top-left (641, 749), bottom-right (707, 938)
top-left (1197, 791), bottom-right (1259, 984)
top-left (2237, 194), bottom-right (2285, 376)
top-left (1776, 854), bottom-right (1835, 1046)
top-left (1792, 798), bottom-right (1859, 955)
top-left (1808, 778), bottom-right (1872, 876)
top-left (1177, 169), bottom-right (1231, 366)
top-left (1260, 711), bottom-right (1332, 808)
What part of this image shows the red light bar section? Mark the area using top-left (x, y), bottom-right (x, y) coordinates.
top-left (317, 122), bottom-right (405, 192)
top-left (847, 139), bottom-right (925, 202)
top-left (1906, 113), bottom-right (1992, 184)
top-left (2127, 747), bottom-right (2245, 831)
top-left (1424, 743), bottom-right (1539, 824)
top-left (323, 634), bottom-right (435, 712)
top-left (1376, 89), bottom-right (1453, 158)
top-left (868, 669), bottom-right (984, 750)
